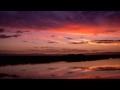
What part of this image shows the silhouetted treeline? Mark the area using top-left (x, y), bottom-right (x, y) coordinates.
top-left (0, 54), bottom-right (120, 66)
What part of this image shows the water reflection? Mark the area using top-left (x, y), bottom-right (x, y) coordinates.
top-left (0, 58), bottom-right (120, 79)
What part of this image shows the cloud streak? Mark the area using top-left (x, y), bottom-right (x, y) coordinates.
top-left (15, 30), bottom-right (30, 34)
top-left (15, 31), bottom-right (23, 34)
top-left (65, 37), bottom-right (73, 40)
top-left (69, 41), bottom-right (88, 44)
top-left (69, 39), bottom-right (120, 45)
top-left (0, 34), bottom-right (21, 39)
top-left (48, 41), bottom-right (58, 43)
top-left (89, 40), bottom-right (120, 45)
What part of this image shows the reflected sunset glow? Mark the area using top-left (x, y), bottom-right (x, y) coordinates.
top-left (0, 11), bottom-right (120, 79)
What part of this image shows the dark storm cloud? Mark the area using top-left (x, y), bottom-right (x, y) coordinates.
top-left (0, 34), bottom-right (21, 39)
top-left (91, 40), bottom-right (120, 44)
top-left (0, 28), bottom-right (5, 33)
top-left (0, 11), bottom-right (120, 30)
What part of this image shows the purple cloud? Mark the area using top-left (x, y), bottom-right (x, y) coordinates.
top-left (0, 34), bottom-right (21, 39)
top-left (0, 11), bottom-right (120, 30)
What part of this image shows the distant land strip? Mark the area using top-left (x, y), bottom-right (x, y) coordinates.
top-left (0, 54), bottom-right (120, 66)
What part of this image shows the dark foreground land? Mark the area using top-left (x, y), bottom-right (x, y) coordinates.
top-left (0, 54), bottom-right (120, 66)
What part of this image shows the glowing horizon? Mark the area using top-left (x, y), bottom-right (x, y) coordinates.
top-left (0, 11), bottom-right (120, 55)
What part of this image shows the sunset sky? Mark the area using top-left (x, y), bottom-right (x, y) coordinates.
top-left (0, 11), bottom-right (120, 55)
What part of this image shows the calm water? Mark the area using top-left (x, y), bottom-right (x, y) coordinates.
top-left (0, 58), bottom-right (120, 79)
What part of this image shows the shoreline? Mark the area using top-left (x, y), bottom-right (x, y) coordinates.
top-left (0, 54), bottom-right (120, 66)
